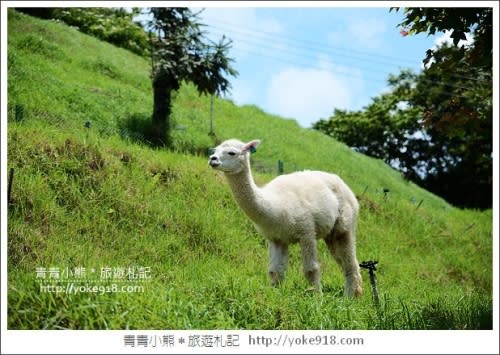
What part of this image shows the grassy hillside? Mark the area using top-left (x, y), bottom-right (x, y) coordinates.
top-left (7, 9), bottom-right (493, 330)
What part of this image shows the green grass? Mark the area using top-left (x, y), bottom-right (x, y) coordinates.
top-left (7, 9), bottom-right (493, 330)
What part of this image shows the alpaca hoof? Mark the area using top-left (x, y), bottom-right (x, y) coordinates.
top-left (346, 286), bottom-right (363, 298)
top-left (269, 271), bottom-right (284, 287)
top-left (353, 287), bottom-right (363, 297)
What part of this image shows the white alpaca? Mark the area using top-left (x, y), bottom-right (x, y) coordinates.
top-left (209, 139), bottom-right (362, 297)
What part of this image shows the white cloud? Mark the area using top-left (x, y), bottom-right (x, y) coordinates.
top-left (328, 15), bottom-right (388, 50)
top-left (434, 29), bottom-right (474, 48)
top-left (347, 17), bottom-right (388, 49)
top-left (422, 29), bottom-right (474, 69)
top-left (265, 61), bottom-right (363, 127)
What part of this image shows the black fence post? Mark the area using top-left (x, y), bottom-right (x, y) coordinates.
top-left (8, 167), bottom-right (14, 205)
top-left (278, 160), bottom-right (284, 175)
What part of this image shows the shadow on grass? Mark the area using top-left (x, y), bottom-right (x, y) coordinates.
top-left (118, 113), bottom-right (216, 156)
top-left (419, 296), bottom-right (492, 330)
top-left (371, 294), bottom-right (493, 330)
top-left (118, 113), bottom-right (166, 148)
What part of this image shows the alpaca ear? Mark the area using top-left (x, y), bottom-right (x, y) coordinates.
top-left (242, 139), bottom-right (261, 154)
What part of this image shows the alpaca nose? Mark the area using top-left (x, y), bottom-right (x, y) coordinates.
top-left (209, 155), bottom-right (220, 167)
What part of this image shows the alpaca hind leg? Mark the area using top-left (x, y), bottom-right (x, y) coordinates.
top-left (325, 231), bottom-right (362, 297)
top-left (300, 238), bottom-right (322, 293)
top-left (268, 241), bottom-right (289, 287)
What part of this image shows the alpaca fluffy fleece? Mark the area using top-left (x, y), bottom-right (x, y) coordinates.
top-left (209, 139), bottom-right (362, 297)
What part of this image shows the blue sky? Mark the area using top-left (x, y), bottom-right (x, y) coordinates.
top-left (186, 5), bottom-right (449, 127)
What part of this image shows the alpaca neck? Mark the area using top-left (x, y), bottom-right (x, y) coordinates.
top-left (225, 166), bottom-right (270, 224)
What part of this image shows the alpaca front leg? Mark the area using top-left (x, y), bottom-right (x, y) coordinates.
top-left (300, 239), bottom-right (322, 293)
top-left (268, 241), bottom-right (289, 287)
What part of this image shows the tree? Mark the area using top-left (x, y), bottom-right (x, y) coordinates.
top-left (410, 46), bottom-right (492, 208)
top-left (393, 7), bottom-right (492, 141)
top-left (314, 8), bottom-right (493, 208)
top-left (396, 7), bottom-right (492, 208)
top-left (147, 8), bottom-right (237, 146)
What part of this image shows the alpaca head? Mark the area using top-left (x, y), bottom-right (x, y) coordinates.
top-left (208, 139), bottom-right (261, 175)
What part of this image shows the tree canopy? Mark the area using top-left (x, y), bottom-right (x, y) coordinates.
top-left (314, 7), bottom-right (492, 209)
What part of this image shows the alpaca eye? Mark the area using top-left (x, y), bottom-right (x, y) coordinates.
top-left (228, 151), bottom-right (236, 156)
